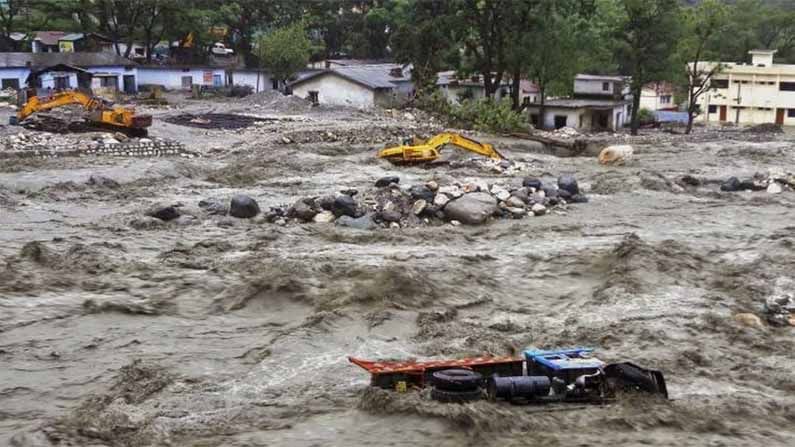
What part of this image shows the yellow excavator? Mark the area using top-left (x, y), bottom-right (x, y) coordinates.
top-left (11, 91), bottom-right (152, 136)
top-left (378, 132), bottom-right (505, 163)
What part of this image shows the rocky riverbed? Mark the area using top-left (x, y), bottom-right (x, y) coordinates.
top-left (1, 93), bottom-right (794, 447)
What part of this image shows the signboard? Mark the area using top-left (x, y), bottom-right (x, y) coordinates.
top-left (203, 71), bottom-right (213, 84)
top-left (59, 41), bottom-right (74, 52)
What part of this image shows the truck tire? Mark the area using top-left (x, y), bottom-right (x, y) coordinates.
top-left (431, 369), bottom-right (483, 391)
top-left (430, 387), bottom-right (482, 403)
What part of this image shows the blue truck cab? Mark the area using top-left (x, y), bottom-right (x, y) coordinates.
top-left (524, 348), bottom-right (605, 385)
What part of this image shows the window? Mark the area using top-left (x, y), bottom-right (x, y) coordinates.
top-left (708, 105), bottom-right (718, 114)
top-left (181, 76), bottom-right (192, 89)
top-left (272, 79), bottom-right (279, 90)
top-left (554, 115), bottom-right (568, 129)
top-left (530, 114), bottom-right (540, 127)
top-left (660, 95), bottom-right (672, 104)
top-left (1, 78), bottom-right (19, 90)
top-left (602, 82), bottom-right (610, 92)
top-left (99, 76), bottom-right (117, 88)
top-left (780, 82), bottom-right (795, 91)
top-left (307, 90), bottom-right (319, 104)
top-left (789, 109), bottom-right (795, 118)
top-left (711, 79), bottom-right (729, 89)
top-left (182, 68), bottom-right (190, 72)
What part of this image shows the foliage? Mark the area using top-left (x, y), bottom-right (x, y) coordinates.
top-left (414, 92), bottom-right (523, 134)
top-left (637, 108), bottom-right (655, 124)
top-left (254, 23), bottom-right (313, 83)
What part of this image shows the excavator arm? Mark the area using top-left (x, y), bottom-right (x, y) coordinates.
top-left (13, 90), bottom-right (151, 135)
top-left (16, 91), bottom-right (100, 122)
top-left (378, 132), bottom-right (505, 163)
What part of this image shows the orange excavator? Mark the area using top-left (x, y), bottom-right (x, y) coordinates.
top-left (11, 91), bottom-right (152, 136)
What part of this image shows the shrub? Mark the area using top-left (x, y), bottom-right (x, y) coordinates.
top-left (638, 108), bottom-right (656, 125)
top-left (414, 92), bottom-right (525, 134)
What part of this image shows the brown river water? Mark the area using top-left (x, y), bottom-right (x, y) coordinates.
top-left (1, 102), bottom-right (794, 446)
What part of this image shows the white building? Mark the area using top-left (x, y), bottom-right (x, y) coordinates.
top-left (290, 64), bottom-right (413, 108)
top-left (136, 67), bottom-right (275, 92)
top-left (640, 81), bottom-right (677, 111)
top-left (525, 74), bottom-right (630, 131)
top-left (435, 70), bottom-right (512, 104)
top-left (0, 52), bottom-right (137, 93)
top-left (696, 50), bottom-right (795, 126)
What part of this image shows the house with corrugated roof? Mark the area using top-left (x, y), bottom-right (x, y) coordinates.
top-left (0, 52), bottom-right (138, 94)
top-left (289, 63), bottom-right (414, 108)
top-left (525, 74), bottom-right (631, 131)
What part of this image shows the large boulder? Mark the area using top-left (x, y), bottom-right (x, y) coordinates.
top-left (86, 175), bottom-right (120, 189)
top-left (720, 176), bottom-right (741, 192)
top-left (558, 175), bottom-right (580, 195)
top-left (409, 184), bottom-right (435, 203)
top-left (229, 194), bottom-right (260, 218)
top-left (290, 199), bottom-right (317, 221)
top-left (198, 198), bottom-right (228, 215)
top-left (332, 194), bottom-right (358, 217)
top-left (336, 214), bottom-right (377, 230)
top-left (522, 177), bottom-right (543, 190)
top-left (146, 203), bottom-right (180, 221)
top-left (375, 176), bottom-right (400, 187)
top-left (443, 192), bottom-right (498, 225)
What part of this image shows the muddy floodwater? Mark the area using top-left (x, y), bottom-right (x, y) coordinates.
top-left (1, 96), bottom-right (794, 446)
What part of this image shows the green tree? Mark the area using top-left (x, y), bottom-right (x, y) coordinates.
top-left (456, 0), bottom-right (510, 98)
top-left (615, 0), bottom-right (682, 135)
top-left (254, 23), bottom-right (313, 90)
top-left (679, 0), bottom-right (729, 134)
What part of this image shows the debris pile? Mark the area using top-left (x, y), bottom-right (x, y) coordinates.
top-left (744, 123), bottom-right (784, 134)
top-left (239, 90), bottom-right (314, 113)
top-left (718, 168), bottom-right (795, 194)
top-left (0, 87), bottom-right (18, 105)
top-left (0, 131), bottom-right (191, 160)
top-left (280, 125), bottom-right (442, 145)
top-left (255, 174), bottom-right (588, 228)
top-left (164, 113), bottom-right (275, 130)
top-left (764, 293), bottom-right (795, 326)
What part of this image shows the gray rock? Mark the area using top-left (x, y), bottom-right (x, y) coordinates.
top-left (380, 209), bottom-right (402, 223)
top-left (86, 175), bottom-right (119, 188)
top-left (438, 185), bottom-right (464, 198)
top-left (316, 195), bottom-right (336, 211)
top-left (433, 193), bottom-right (450, 207)
top-left (198, 198), bottom-right (228, 215)
top-left (175, 215), bottom-right (198, 226)
top-left (767, 182), bottom-right (783, 194)
top-left (409, 184), bottom-right (435, 202)
top-left (721, 176), bottom-right (741, 192)
top-left (375, 176), bottom-right (400, 187)
top-left (506, 195), bottom-right (526, 208)
top-left (523, 177), bottom-right (543, 190)
top-left (229, 194), bottom-right (260, 218)
top-left (336, 214), bottom-right (377, 230)
top-left (129, 216), bottom-right (166, 230)
top-left (332, 194), bottom-right (358, 217)
top-left (426, 180), bottom-right (439, 191)
top-left (443, 192), bottom-right (498, 225)
top-left (290, 199), bottom-right (317, 221)
top-left (531, 203), bottom-right (547, 216)
top-left (558, 175), bottom-right (579, 195)
top-left (146, 203), bottom-right (180, 221)
top-left (570, 194), bottom-right (589, 204)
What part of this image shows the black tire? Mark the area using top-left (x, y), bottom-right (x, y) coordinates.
top-left (431, 369), bottom-right (483, 392)
top-left (430, 387), bottom-right (482, 403)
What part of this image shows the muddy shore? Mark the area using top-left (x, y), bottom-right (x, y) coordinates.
top-left (1, 94), bottom-right (794, 446)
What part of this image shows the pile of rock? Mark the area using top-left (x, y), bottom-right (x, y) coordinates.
top-left (764, 293), bottom-right (795, 326)
top-left (0, 131), bottom-right (191, 160)
top-left (265, 174), bottom-right (587, 229)
top-left (719, 168), bottom-right (794, 194)
top-left (279, 125), bottom-right (441, 145)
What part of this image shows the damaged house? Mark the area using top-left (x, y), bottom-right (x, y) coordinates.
top-left (290, 63), bottom-right (413, 108)
top-left (526, 74), bottom-right (631, 131)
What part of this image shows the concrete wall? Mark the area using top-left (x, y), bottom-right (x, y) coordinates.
top-left (640, 88), bottom-right (675, 111)
top-left (439, 84), bottom-right (512, 105)
top-left (526, 104), bottom-right (628, 131)
top-left (137, 67), bottom-right (226, 90)
top-left (86, 66), bottom-right (136, 92)
top-left (230, 70), bottom-right (274, 92)
top-left (698, 69), bottom-right (795, 125)
top-left (292, 73), bottom-right (375, 108)
top-left (0, 68), bottom-right (31, 89)
top-left (574, 79), bottom-right (622, 96)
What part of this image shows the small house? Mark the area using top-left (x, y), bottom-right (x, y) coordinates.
top-left (525, 74), bottom-right (630, 131)
top-left (436, 71), bottom-right (512, 104)
top-left (290, 64), bottom-right (414, 108)
top-left (0, 52), bottom-right (137, 93)
top-left (640, 81), bottom-right (677, 111)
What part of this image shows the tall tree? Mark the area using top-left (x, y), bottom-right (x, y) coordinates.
top-left (679, 0), bottom-right (729, 134)
top-left (456, 0), bottom-right (510, 98)
top-left (615, 0), bottom-right (682, 135)
top-left (96, 0), bottom-right (147, 58)
top-left (255, 22), bottom-right (313, 90)
top-left (390, 0), bottom-right (457, 94)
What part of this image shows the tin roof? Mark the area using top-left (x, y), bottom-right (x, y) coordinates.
top-left (528, 98), bottom-right (628, 109)
top-left (575, 74), bottom-right (628, 83)
top-left (0, 52), bottom-right (135, 69)
top-left (33, 31), bottom-right (67, 46)
top-left (291, 63), bottom-right (411, 90)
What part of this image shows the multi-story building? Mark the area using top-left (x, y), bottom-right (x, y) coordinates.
top-left (697, 50), bottom-right (795, 126)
